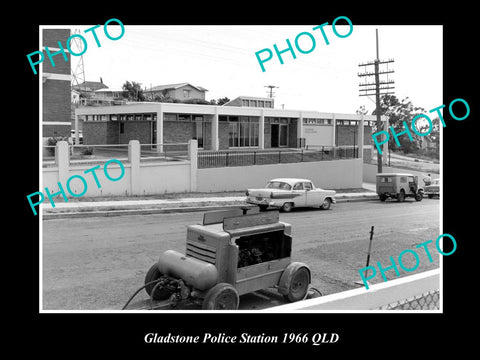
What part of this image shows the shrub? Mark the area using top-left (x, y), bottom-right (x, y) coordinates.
top-left (46, 136), bottom-right (68, 156)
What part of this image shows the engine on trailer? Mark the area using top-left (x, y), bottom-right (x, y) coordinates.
top-left (237, 234), bottom-right (283, 267)
top-left (151, 275), bottom-right (191, 307)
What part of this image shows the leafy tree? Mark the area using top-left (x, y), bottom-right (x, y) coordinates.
top-left (372, 95), bottom-right (426, 154)
top-left (215, 97), bottom-right (230, 105)
top-left (122, 81), bottom-right (145, 101)
top-left (356, 105), bottom-right (368, 115)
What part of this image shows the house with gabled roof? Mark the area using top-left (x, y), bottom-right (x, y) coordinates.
top-left (72, 79), bottom-right (108, 95)
top-left (144, 82), bottom-right (208, 101)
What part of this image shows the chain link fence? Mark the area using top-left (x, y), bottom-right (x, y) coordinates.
top-left (376, 290), bottom-right (440, 310)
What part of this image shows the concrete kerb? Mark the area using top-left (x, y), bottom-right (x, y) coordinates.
top-left (41, 191), bottom-right (379, 219)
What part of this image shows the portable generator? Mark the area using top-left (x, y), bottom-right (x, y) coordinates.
top-left (142, 206), bottom-right (312, 310)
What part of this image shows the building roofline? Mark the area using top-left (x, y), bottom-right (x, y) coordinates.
top-left (145, 82), bottom-right (208, 93)
top-left (222, 95), bottom-right (274, 106)
top-left (74, 101), bottom-right (387, 121)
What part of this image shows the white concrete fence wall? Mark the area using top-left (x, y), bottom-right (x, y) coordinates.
top-left (266, 268), bottom-right (440, 311)
top-left (42, 140), bottom-right (364, 199)
top-left (42, 140), bottom-right (196, 197)
top-left (197, 158), bottom-right (363, 192)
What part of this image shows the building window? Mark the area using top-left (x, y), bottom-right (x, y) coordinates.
top-left (178, 114), bottom-right (192, 121)
top-left (229, 118), bottom-right (259, 148)
top-left (120, 123), bottom-right (125, 134)
top-left (164, 113), bottom-right (177, 121)
top-left (183, 89), bottom-right (190, 98)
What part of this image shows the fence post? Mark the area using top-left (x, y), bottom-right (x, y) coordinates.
top-left (188, 139), bottom-right (198, 191)
top-left (225, 151), bottom-right (229, 167)
top-left (278, 151), bottom-right (281, 163)
top-left (55, 140), bottom-right (70, 186)
top-left (128, 140), bottom-right (141, 195)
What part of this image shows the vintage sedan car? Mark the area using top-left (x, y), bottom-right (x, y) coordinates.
top-left (246, 178), bottom-right (336, 212)
top-left (424, 178), bottom-right (440, 198)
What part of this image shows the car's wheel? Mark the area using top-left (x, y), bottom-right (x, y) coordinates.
top-left (202, 283), bottom-right (239, 310)
top-left (415, 192), bottom-right (423, 201)
top-left (397, 190), bottom-right (405, 202)
top-left (258, 205), bottom-right (268, 211)
top-left (320, 198), bottom-right (331, 210)
top-left (281, 202), bottom-right (293, 212)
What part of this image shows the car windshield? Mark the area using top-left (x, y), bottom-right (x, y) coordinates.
top-left (266, 181), bottom-right (292, 190)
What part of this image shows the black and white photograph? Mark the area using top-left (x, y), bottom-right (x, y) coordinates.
top-left (17, 4), bottom-right (476, 354)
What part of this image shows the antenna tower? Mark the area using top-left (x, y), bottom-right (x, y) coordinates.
top-left (70, 29), bottom-right (86, 90)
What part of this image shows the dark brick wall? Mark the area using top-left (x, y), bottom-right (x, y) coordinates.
top-left (107, 121), bottom-right (119, 144)
top-left (163, 121), bottom-right (194, 143)
top-left (43, 79), bottom-right (70, 123)
top-left (42, 29), bottom-right (71, 74)
top-left (336, 125), bottom-right (373, 146)
top-left (43, 124), bottom-right (70, 138)
top-left (119, 121), bottom-right (151, 144)
top-left (83, 122), bottom-right (108, 145)
top-left (42, 29), bottom-right (71, 138)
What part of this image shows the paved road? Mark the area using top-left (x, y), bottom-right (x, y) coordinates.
top-left (42, 198), bottom-right (440, 311)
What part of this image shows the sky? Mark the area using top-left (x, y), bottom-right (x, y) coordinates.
top-left (67, 23), bottom-right (442, 115)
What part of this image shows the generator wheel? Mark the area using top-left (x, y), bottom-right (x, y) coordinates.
top-left (202, 283), bottom-right (239, 310)
top-left (144, 264), bottom-right (172, 301)
top-left (282, 266), bottom-right (310, 302)
top-left (379, 194), bottom-right (387, 202)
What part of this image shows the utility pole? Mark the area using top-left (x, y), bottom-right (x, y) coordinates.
top-left (358, 29), bottom-right (395, 174)
top-left (264, 85), bottom-right (279, 98)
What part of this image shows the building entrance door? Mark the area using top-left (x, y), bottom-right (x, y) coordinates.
top-left (271, 124), bottom-right (288, 147)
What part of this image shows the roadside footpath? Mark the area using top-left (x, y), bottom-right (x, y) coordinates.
top-left (42, 183), bottom-right (378, 219)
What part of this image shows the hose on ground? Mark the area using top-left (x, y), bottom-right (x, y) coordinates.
top-left (121, 278), bottom-right (163, 310)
